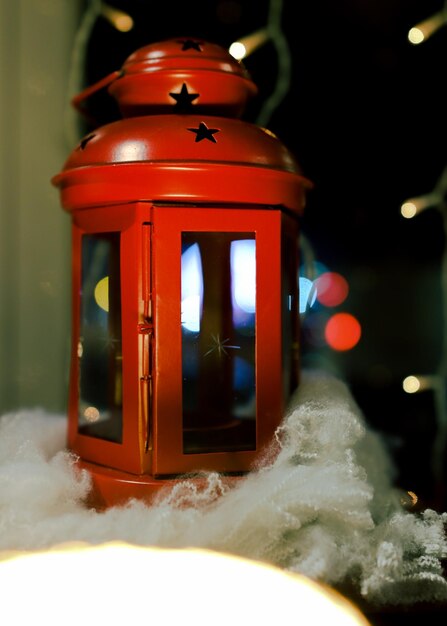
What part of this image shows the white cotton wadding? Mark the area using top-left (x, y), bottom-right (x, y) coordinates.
top-left (0, 370), bottom-right (446, 608)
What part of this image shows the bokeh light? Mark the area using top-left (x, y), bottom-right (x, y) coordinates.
top-left (400, 202), bottom-right (417, 219)
top-left (94, 276), bottom-right (109, 312)
top-left (229, 41), bottom-right (246, 60)
top-left (408, 27), bottom-right (425, 44)
top-left (325, 313), bottom-right (361, 351)
top-left (314, 272), bottom-right (349, 307)
top-left (0, 543), bottom-right (372, 626)
top-left (402, 375), bottom-right (421, 393)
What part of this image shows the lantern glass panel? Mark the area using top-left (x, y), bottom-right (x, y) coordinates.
top-left (181, 232), bottom-right (256, 454)
top-left (78, 233), bottom-right (123, 443)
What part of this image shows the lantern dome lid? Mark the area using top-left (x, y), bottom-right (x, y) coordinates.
top-left (73, 37), bottom-right (258, 119)
top-left (52, 114), bottom-right (312, 214)
top-left (58, 114), bottom-right (302, 173)
top-left (55, 37), bottom-right (313, 213)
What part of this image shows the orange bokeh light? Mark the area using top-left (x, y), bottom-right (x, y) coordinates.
top-left (325, 312), bottom-right (361, 351)
top-left (315, 272), bottom-right (349, 307)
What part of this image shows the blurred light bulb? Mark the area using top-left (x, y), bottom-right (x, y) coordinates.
top-left (400, 202), bottom-right (418, 219)
top-left (229, 28), bottom-right (269, 60)
top-left (402, 375), bottom-right (437, 393)
top-left (101, 4), bottom-right (134, 32)
top-left (403, 375), bottom-right (421, 393)
top-left (229, 41), bottom-right (246, 60)
top-left (408, 11), bottom-right (446, 44)
top-left (400, 192), bottom-right (441, 218)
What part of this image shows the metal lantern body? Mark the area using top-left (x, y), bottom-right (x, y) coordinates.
top-left (52, 38), bottom-right (311, 508)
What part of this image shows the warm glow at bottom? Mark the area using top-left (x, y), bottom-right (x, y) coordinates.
top-left (0, 543), bottom-right (371, 625)
top-left (325, 312), bottom-right (362, 351)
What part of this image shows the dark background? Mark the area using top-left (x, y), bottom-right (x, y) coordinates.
top-left (80, 0), bottom-right (447, 514)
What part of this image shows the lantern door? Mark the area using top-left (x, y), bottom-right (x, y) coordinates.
top-left (68, 203), bottom-right (146, 475)
top-left (151, 206), bottom-right (286, 476)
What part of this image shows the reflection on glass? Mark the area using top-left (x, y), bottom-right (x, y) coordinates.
top-left (299, 277), bottom-right (317, 313)
top-left (78, 233), bottom-right (122, 443)
top-left (181, 232), bottom-right (256, 454)
top-left (181, 243), bottom-right (203, 333)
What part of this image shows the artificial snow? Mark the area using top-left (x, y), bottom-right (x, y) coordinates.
top-left (0, 370), bottom-right (446, 607)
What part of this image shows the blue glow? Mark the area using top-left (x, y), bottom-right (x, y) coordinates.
top-left (299, 277), bottom-right (317, 313)
top-left (181, 243), bottom-right (203, 332)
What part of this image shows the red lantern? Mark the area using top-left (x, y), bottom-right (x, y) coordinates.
top-left (52, 38), bottom-right (312, 508)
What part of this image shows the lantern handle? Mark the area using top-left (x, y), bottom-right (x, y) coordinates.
top-left (71, 70), bottom-right (123, 125)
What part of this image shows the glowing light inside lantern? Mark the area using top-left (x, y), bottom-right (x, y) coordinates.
top-left (0, 543), bottom-right (371, 626)
top-left (325, 312), bottom-right (361, 351)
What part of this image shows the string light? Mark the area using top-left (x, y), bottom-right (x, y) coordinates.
top-left (65, 1), bottom-right (133, 147)
top-left (229, 28), bottom-right (269, 60)
top-left (400, 18), bottom-right (447, 501)
top-left (400, 192), bottom-right (442, 218)
top-left (400, 171), bottom-right (447, 496)
top-left (408, 9), bottom-right (447, 45)
top-left (256, 0), bottom-right (291, 127)
top-left (228, 0), bottom-right (291, 127)
top-left (101, 4), bottom-right (134, 32)
top-left (402, 374), bottom-right (439, 394)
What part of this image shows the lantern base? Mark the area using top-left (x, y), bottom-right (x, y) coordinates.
top-left (76, 459), bottom-right (244, 510)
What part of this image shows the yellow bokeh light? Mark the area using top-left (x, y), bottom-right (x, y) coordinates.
top-left (94, 276), bottom-right (109, 312)
top-left (408, 27), bottom-right (424, 44)
top-left (229, 41), bottom-right (247, 60)
top-left (408, 12), bottom-right (446, 45)
top-left (403, 375), bottom-right (421, 393)
top-left (115, 14), bottom-right (134, 32)
top-left (101, 4), bottom-right (134, 32)
top-left (400, 202), bottom-right (417, 218)
top-left (0, 543), bottom-right (371, 626)
top-left (83, 406), bottom-right (100, 422)
top-left (229, 28), bottom-right (269, 60)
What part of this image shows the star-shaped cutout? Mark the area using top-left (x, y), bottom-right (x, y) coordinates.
top-left (187, 122), bottom-right (220, 143)
top-left (169, 83), bottom-right (199, 112)
top-left (177, 39), bottom-right (203, 52)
